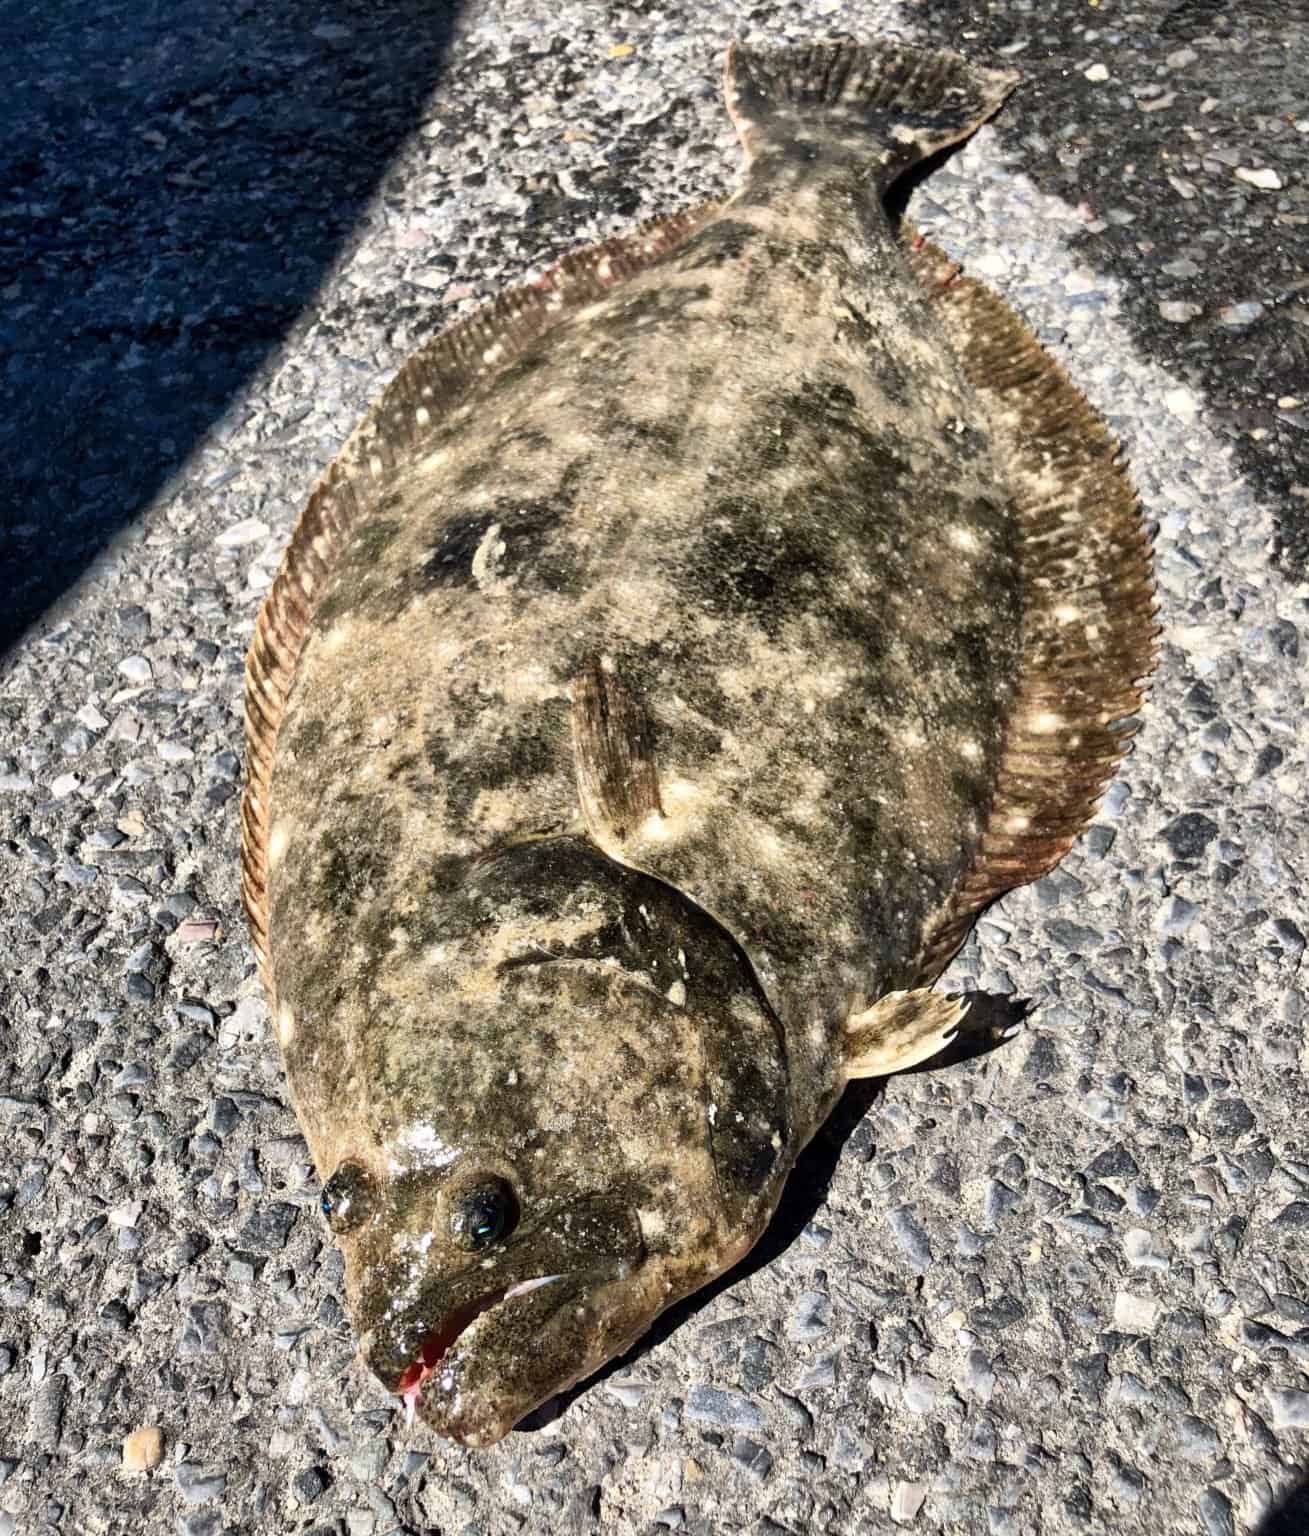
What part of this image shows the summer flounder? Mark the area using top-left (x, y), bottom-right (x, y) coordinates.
top-left (241, 38), bottom-right (1156, 1446)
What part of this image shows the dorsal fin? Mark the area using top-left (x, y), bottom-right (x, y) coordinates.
top-left (900, 225), bottom-right (1159, 983)
top-left (240, 204), bottom-right (719, 997)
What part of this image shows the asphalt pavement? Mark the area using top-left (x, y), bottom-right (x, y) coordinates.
top-left (1, 1), bottom-right (1307, 1533)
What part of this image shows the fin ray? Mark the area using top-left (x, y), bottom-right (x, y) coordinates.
top-left (571, 659), bottom-right (664, 845)
top-left (902, 226), bottom-right (1159, 983)
top-left (845, 988), bottom-right (970, 1079)
top-left (724, 39), bottom-right (1018, 182)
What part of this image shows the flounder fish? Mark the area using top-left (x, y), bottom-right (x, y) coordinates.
top-left (242, 38), bottom-right (1156, 1446)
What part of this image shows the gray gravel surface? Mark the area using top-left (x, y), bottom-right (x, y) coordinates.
top-left (3, 1), bottom-right (1308, 1533)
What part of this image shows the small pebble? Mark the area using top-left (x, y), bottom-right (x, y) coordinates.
top-left (176, 920), bottom-right (220, 944)
top-left (604, 1381), bottom-right (651, 1409)
top-left (1198, 1489), bottom-right (1235, 1536)
top-left (1217, 302), bottom-right (1265, 328)
top-left (174, 1462), bottom-right (227, 1505)
top-left (903, 1373), bottom-right (939, 1414)
top-left (1234, 166), bottom-right (1282, 190)
top-left (891, 1481), bottom-right (928, 1524)
top-left (1113, 1292), bottom-right (1159, 1332)
top-left (215, 517), bottom-right (271, 547)
top-left (684, 1385), bottom-right (762, 1431)
top-left (787, 1291), bottom-right (831, 1342)
top-left (116, 656), bottom-right (152, 685)
top-left (122, 1426), bottom-right (163, 1472)
top-left (1124, 1228), bottom-right (1170, 1270)
top-left (887, 1206), bottom-right (934, 1272)
top-left (1263, 1388), bottom-right (1309, 1430)
top-left (1157, 896), bottom-right (1199, 935)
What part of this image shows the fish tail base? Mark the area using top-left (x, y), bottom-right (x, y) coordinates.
top-left (723, 38), bottom-right (1018, 183)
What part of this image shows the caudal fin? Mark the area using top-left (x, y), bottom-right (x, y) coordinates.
top-left (724, 38), bottom-right (1018, 187)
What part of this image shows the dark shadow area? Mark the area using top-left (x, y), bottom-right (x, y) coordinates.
top-left (1257, 1472), bottom-right (1309, 1536)
top-left (0, 0), bottom-right (462, 659)
top-left (883, 137), bottom-right (972, 227)
top-left (519, 993), bottom-right (1027, 1434)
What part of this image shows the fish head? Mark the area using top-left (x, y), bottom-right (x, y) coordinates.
top-left (333, 1145), bottom-right (656, 1448)
top-left (300, 835), bottom-right (792, 1445)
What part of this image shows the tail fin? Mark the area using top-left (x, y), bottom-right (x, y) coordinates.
top-left (724, 38), bottom-right (1018, 186)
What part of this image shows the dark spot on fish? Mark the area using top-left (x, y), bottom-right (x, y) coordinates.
top-left (950, 765), bottom-right (987, 807)
top-left (682, 495), bottom-right (843, 638)
top-left (404, 494), bottom-right (580, 602)
top-left (680, 218), bottom-right (758, 269)
top-left (291, 715), bottom-right (327, 758)
top-left (835, 298), bottom-right (875, 346)
top-left (453, 428), bottom-right (553, 495)
top-left (492, 347), bottom-right (549, 392)
top-left (832, 306), bottom-right (912, 407)
top-left (610, 411), bottom-right (685, 460)
top-left (313, 581), bottom-right (353, 630)
top-left (710, 1095), bottom-right (780, 1194)
top-left (308, 514), bottom-right (408, 628)
top-left (427, 701), bottom-right (567, 833)
top-left (419, 511), bottom-right (498, 589)
top-left (948, 618), bottom-right (1003, 690)
top-left (764, 380), bottom-right (879, 455)
top-left (385, 751), bottom-right (422, 783)
top-left (451, 460), bottom-right (497, 496)
top-left (346, 516), bottom-right (402, 568)
top-left (430, 853), bottom-right (472, 895)
top-left (315, 819), bottom-right (395, 922)
top-left (762, 235), bottom-right (845, 283)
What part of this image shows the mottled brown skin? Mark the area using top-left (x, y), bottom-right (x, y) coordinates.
top-left (262, 43), bottom-right (1029, 1444)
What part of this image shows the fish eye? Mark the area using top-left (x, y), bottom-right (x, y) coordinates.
top-left (449, 1176), bottom-right (518, 1252)
top-left (320, 1161), bottom-right (374, 1234)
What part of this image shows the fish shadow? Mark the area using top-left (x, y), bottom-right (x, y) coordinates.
top-left (1254, 1472), bottom-right (1309, 1536)
top-left (885, 137), bottom-right (977, 227)
top-left (517, 990), bottom-right (1028, 1435)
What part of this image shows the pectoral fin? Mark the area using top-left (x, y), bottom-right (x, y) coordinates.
top-left (571, 658), bottom-right (664, 844)
top-left (843, 988), bottom-right (970, 1079)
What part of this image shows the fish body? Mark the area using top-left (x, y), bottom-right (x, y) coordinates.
top-left (242, 39), bottom-right (1155, 1445)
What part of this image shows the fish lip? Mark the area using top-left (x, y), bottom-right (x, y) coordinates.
top-left (394, 1274), bottom-right (564, 1409)
top-left (409, 1261), bottom-right (650, 1446)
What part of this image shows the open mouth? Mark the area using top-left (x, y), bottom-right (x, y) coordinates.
top-left (396, 1274), bottom-right (562, 1422)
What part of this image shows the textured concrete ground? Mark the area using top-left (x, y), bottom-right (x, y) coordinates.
top-left (2, 1), bottom-right (1307, 1533)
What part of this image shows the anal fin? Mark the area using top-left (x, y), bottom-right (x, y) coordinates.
top-left (900, 222), bottom-right (1159, 983)
top-left (844, 988), bottom-right (970, 1080)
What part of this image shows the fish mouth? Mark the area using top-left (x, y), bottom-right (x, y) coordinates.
top-left (395, 1274), bottom-right (563, 1421)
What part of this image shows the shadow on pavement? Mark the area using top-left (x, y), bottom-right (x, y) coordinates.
top-left (0, 0), bottom-right (462, 659)
top-left (1257, 1473), bottom-right (1309, 1535)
